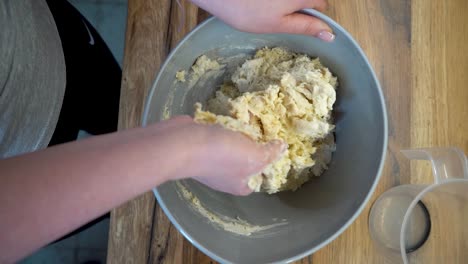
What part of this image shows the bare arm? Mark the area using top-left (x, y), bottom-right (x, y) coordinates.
top-left (0, 116), bottom-right (283, 263)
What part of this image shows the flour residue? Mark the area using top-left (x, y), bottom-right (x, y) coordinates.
top-left (161, 92), bottom-right (174, 120)
top-left (176, 181), bottom-right (287, 236)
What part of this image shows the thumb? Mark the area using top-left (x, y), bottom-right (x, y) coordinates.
top-left (246, 140), bottom-right (287, 193)
top-left (260, 140), bottom-right (288, 166)
top-left (279, 13), bottom-right (335, 42)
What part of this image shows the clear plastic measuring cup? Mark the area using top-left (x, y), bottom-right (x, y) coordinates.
top-left (369, 147), bottom-right (468, 263)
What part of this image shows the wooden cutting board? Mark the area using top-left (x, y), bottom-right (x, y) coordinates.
top-left (107, 0), bottom-right (468, 263)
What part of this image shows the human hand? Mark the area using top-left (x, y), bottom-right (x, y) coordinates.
top-left (159, 116), bottom-right (286, 195)
top-left (191, 0), bottom-right (334, 42)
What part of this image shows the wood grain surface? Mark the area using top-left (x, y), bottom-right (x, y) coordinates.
top-left (108, 0), bottom-right (468, 263)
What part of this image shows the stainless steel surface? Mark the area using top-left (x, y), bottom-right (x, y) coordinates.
top-left (143, 9), bottom-right (388, 264)
top-left (0, 0), bottom-right (66, 158)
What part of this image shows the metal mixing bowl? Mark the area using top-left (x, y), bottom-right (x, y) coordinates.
top-left (143, 9), bottom-right (387, 264)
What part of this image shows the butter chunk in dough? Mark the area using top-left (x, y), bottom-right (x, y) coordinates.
top-left (194, 47), bottom-right (337, 194)
top-left (175, 70), bottom-right (186, 82)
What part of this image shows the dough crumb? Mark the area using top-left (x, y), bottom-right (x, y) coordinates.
top-left (194, 47), bottom-right (338, 194)
top-left (176, 55), bottom-right (221, 84)
top-left (175, 70), bottom-right (186, 82)
top-left (190, 55), bottom-right (221, 83)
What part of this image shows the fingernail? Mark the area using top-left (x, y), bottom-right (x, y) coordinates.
top-left (317, 30), bottom-right (335, 42)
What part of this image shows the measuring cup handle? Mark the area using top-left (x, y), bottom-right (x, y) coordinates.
top-left (401, 147), bottom-right (468, 183)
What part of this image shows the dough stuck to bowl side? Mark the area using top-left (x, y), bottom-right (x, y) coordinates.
top-left (194, 47), bottom-right (338, 194)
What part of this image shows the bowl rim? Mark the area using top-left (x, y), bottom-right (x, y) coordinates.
top-left (143, 8), bottom-right (388, 264)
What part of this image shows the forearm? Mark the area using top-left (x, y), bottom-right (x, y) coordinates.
top-left (0, 115), bottom-right (283, 262)
top-left (0, 125), bottom-right (188, 262)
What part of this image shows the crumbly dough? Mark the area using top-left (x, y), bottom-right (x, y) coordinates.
top-left (190, 55), bottom-right (221, 83)
top-left (194, 47), bottom-right (337, 194)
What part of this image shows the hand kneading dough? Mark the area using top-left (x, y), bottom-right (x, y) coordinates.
top-left (194, 47), bottom-right (337, 194)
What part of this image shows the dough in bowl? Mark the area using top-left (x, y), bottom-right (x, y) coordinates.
top-left (194, 47), bottom-right (337, 194)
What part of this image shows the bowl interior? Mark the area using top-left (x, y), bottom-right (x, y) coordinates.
top-left (143, 11), bottom-right (387, 264)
